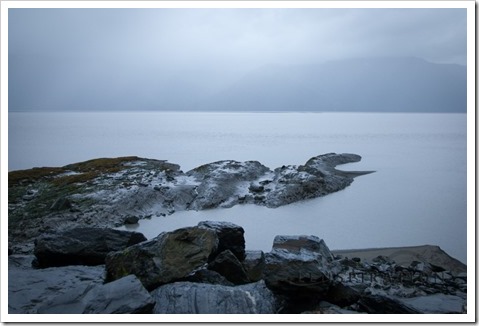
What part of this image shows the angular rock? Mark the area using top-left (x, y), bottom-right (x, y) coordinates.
top-left (357, 295), bottom-right (420, 314)
top-left (37, 275), bottom-right (155, 314)
top-left (198, 221), bottom-right (246, 260)
top-left (105, 226), bottom-right (218, 290)
top-left (263, 235), bottom-right (335, 298)
top-left (272, 235), bottom-right (334, 262)
top-left (181, 269), bottom-right (234, 286)
top-left (124, 215), bottom-right (139, 225)
top-left (151, 281), bottom-right (280, 314)
top-left (8, 255), bottom-right (105, 314)
top-left (325, 282), bottom-right (361, 307)
top-left (242, 250), bottom-right (265, 282)
top-left (208, 250), bottom-right (249, 285)
top-left (33, 227), bottom-right (147, 268)
top-left (398, 294), bottom-right (465, 314)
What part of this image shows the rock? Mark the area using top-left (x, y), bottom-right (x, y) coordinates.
top-left (208, 250), bottom-right (249, 285)
top-left (124, 215), bottom-right (139, 225)
top-left (397, 294), bottom-right (465, 314)
top-left (325, 282), bottom-right (361, 307)
top-left (50, 197), bottom-right (72, 211)
top-left (357, 294), bottom-right (420, 314)
top-left (264, 153), bottom-right (373, 208)
top-left (187, 160), bottom-right (271, 210)
top-left (8, 255), bottom-right (105, 314)
top-left (272, 235), bottom-right (334, 262)
top-left (181, 269), bottom-right (234, 286)
top-left (105, 226), bottom-right (218, 290)
top-left (9, 154), bottom-right (373, 253)
top-left (242, 250), bottom-right (265, 282)
top-left (150, 281), bottom-right (280, 314)
top-left (33, 227), bottom-right (147, 268)
top-left (263, 235), bottom-right (335, 298)
top-left (303, 301), bottom-right (364, 314)
top-left (37, 275), bottom-right (155, 314)
top-left (197, 221), bottom-right (245, 260)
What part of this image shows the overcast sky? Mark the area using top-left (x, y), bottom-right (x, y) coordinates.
top-left (8, 8), bottom-right (467, 111)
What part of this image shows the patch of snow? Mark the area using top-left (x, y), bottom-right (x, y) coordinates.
top-left (123, 161), bottom-right (148, 167)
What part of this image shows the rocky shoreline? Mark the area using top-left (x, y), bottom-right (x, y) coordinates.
top-left (8, 153), bottom-right (373, 254)
top-left (9, 222), bottom-right (466, 314)
top-left (8, 154), bottom-right (467, 314)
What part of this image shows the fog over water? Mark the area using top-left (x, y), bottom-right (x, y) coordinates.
top-left (8, 111), bottom-right (467, 263)
top-left (8, 8), bottom-right (466, 112)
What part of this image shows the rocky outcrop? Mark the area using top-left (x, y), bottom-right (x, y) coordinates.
top-left (105, 226), bottom-right (218, 290)
top-left (33, 228), bottom-right (147, 268)
top-left (150, 281), bottom-right (280, 314)
top-left (8, 154), bottom-right (373, 254)
top-left (8, 221), bottom-right (467, 315)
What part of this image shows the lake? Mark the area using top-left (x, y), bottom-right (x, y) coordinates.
top-left (8, 111), bottom-right (467, 263)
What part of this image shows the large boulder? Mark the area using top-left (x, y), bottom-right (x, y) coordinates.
top-left (105, 226), bottom-right (218, 290)
top-left (357, 294), bottom-right (420, 314)
top-left (198, 221), bottom-right (245, 260)
top-left (33, 228), bottom-right (147, 268)
top-left (208, 250), bottom-right (249, 285)
top-left (180, 269), bottom-right (234, 286)
top-left (8, 255), bottom-right (105, 314)
top-left (150, 281), bottom-right (280, 314)
top-left (242, 250), bottom-right (266, 282)
top-left (397, 294), bottom-right (466, 314)
top-left (263, 235), bottom-right (335, 298)
top-left (37, 275), bottom-right (155, 314)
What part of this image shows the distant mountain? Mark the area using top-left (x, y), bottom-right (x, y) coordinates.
top-left (198, 57), bottom-right (466, 113)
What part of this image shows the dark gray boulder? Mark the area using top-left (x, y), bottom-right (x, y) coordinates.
top-left (8, 255), bottom-right (105, 314)
top-left (264, 235), bottom-right (335, 298)
top-left (33, 228), bottom-right (147, 268)
top-left (242, 250), bottom-right (265, 282)
top-left (325, 282), bottom-right (361, 307)
top-left (357, 295), bottom-right (420, 314)
top-left (124, 215), bottom-right (139, 225)
top-left (150, 281), bottom-right (280, 314)
top-left (181, 269), bottom-right (234, 286)
top-left (37, 275), bottom-right (155, 314)
top-left (198, 221), bottom-right (246, 260)
top-left (208, 250), bottom-right (249, 285)
top-left (397, 294), bottom-right (465, 314)
top-left (105, 226), bottom-right (218, 290)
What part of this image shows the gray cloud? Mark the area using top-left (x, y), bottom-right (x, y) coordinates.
top-left (8, 8), bottom-right (466, 111)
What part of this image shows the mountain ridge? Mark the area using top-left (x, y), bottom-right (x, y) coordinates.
top-left (198, 56), bottom-right (466, 113)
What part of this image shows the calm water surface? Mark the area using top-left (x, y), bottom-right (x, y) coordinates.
top-left (9, 112), bottom-right (467, 263)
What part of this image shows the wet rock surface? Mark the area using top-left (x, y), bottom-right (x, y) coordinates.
top-left (150, 281), bottom-right (280, 314)
top-left (33, 227), bottom-right (147, 268)
top-left (105, 226), bottom-right (218, 290)
top-left (8, 221), bottom-right (467, 315)
top-left (8, 154), bottom-right (373, 254)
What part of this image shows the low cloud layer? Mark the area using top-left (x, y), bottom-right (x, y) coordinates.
top-left (8, 8), bottom-right (467, 111)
